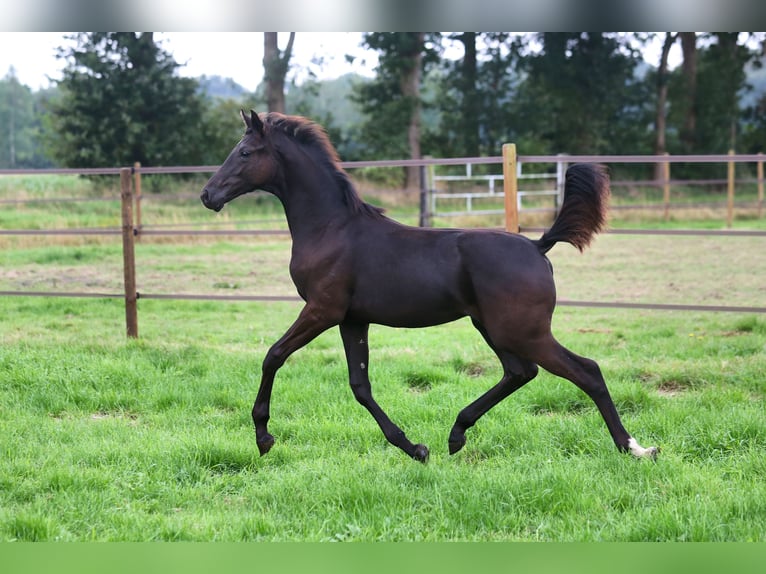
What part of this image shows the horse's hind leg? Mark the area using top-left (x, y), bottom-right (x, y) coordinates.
top-left (340, 321), bottom-right (429, 462)
top-left (528, 335), bottom-right (658, 459)
top-left (448, 319), bottom-right (539, 454)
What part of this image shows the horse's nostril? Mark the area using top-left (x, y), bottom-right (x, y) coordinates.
top-left (201, 189), bottom-right (215, 208)
top-left (200, 189), bottom-right (223, 212)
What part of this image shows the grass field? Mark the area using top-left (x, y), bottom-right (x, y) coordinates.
top-left (1, 174), bottom-right (765, 541)
top-left (1, 296), bottom-right (765, 541)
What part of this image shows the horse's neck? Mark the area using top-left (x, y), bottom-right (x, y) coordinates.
top-left (279, 170), bottom-right (354, 243)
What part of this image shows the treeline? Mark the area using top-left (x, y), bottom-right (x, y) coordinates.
top-left (1, 32), bottom-right (764, 184)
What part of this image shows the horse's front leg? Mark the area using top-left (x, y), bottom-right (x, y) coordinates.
top-left (253, 303), bottom-right (339, 456)
top-left (340, 321), bottom-right (429, 462)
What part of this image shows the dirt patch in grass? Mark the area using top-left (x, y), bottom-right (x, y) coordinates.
top-left (453, 361), bottom-right (488, 378)
top-left (404, 373), bottom-right (433, 392)
top-left (551, 234), bottom-right (765, 309)
top-left (656, 379), bottom-right (687, 397)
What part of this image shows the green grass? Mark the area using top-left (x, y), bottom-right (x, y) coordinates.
top-left (1, 173), bottom-right (765, 541)
top-left (1, 295), bottom-right (764, 541)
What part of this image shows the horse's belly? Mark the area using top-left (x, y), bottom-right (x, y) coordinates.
top-left (346, 285), bottom-right (467, 328)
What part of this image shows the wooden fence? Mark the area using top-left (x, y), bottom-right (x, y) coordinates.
top-left (2, 152), bottom-right (766, 338)
top-left (427, 150), bottom-right (765, 230)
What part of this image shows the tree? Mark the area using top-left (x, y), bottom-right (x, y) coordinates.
top-left (435, 33), bottom-right (519, 158)
top-left (654, 33), bottom-right (678, 180)
top-left (452, 32), bottom-right (479, 157)
top-left (695, 33), bottom-right (755, 152)
top-left (665, 33), bottom-right (761, 177)
top-left (741, 90), bottom-right (766, 154)
top-left (510, 33), bottom-right (651, 158)
top-left (354, 32), bottom-right (440, 189)
top-left (654, 33), bottom-right (678, 155)
top-left (0, 68), bottom-right (24, 168)
top-left (46, 33), bottom-right (207, 168)
top-left (678, 32), bottom-right (698, 154)
top-left (741, 38), bottom-right (766, 154)
top-left (286, 74), bottom-right (367, 160)
top-left (263, 32), bottom-right (295, 113)
top-left (0, 68), bottom-right (50, 168)
top-left (197, 97), bottom-right (256, 165)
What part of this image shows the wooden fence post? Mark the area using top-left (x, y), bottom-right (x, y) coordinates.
top-left (727, 149), bottom-right (735, 228)
top-left (120, 167), bottom-right (138, 338)
top-left (419, 158), bottom-right (432, 227)
top-left (133, 161), bottom-right (142, 238)
top-left (503, 143), bottom-right (519, 233)
top-left (427, 161), bottom-right (435, 223)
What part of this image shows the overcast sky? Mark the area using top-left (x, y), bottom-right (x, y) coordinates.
top-left (0, 32), bottom-right (377, 92)
top-left (0, 31), bottom-right (696, 94)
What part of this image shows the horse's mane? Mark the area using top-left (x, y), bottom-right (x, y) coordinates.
top-left (263, 113), bottom-right (385, 218)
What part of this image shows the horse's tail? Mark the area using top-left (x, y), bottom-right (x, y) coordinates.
top-left (534, 163), bottom-right (610, 255)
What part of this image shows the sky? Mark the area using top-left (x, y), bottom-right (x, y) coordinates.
top-left (0, 32), bottom-right (377, 92)
top-left (0, 32), bottom-right (694, 94)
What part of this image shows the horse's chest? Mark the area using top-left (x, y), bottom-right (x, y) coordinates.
top-left (288, 249), bottom-right (348, 298)
top-left (288, 258), bottom-right (311, 293)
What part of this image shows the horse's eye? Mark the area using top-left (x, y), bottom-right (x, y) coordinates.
top-left (240, 145), bottom-right (264, 158)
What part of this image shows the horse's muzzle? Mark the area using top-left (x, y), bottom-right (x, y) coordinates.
top-left (200, 189), bottom-right (223, 212)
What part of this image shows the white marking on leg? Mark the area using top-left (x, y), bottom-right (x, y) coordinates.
top-left (628, 437), bottom-right (659, 459)
top-left (360, 362), bottom-right (366, 370)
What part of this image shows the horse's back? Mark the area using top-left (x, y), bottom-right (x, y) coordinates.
top-left (344, 222), bottom-right (555, 328)
top-left (457, 229), bottom-right (554, 285)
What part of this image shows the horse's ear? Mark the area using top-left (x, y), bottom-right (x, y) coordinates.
top-left (239, 109), bottom-right (265, 135)
top-left (250, 110), bottom-right (265, 136)
top-left (240, 109), bottom-right (251, 129)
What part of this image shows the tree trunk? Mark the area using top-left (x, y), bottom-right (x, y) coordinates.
top-left (8, 79), bottom-right (16, 168)
top-left (654, 33), bottom-right (677, 182)
top-left (400, 32), bottom-right (423, 191)
top-left (679, 32), bottom-right (697, 153)
top-left (458, 32), bottom-right (480, 157)
top-left (716, 33), bottom-right (743, 149)
top-left (263, 32), bottom-right (295, 114)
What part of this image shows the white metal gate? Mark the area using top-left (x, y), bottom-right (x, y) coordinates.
top-left (428, 159), bottom-right (567, 220)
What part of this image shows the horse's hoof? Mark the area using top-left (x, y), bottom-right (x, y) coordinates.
top-left (448, 433), bottom-right (466, 455)
top-left (257, 434), bottom-right (275, 456)
top-left (412, 444), bottom-right (430, 463)
top-left (645, 446), bottom-right (660, 461)
top-left (627, 438), bottom-right (659, 461)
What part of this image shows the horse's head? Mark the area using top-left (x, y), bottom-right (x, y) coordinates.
top-left (201, 110), bottom-right (279, 212)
